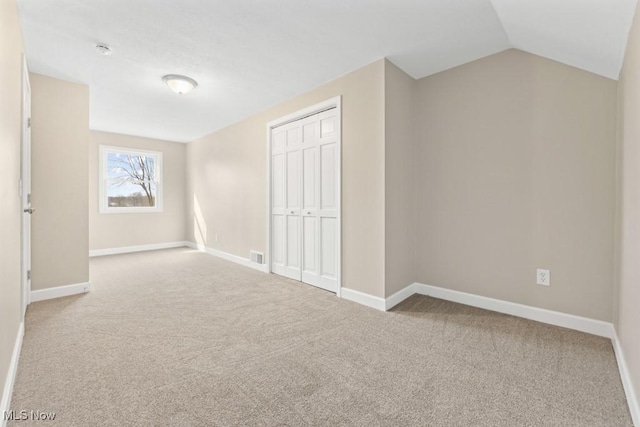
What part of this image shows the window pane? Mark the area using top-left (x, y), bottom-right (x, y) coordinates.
top-left (106, 152), bottom-right (156, 181)
top-left (107, 179), bottom-right (156, 207)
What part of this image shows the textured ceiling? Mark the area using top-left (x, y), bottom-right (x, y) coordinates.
top-left (18, 0), bottom-right (637, 143)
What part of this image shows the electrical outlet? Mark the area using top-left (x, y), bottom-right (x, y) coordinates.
top-left (215, 234), bottom-right (218, 242)
top-left (536, 269), bottom-right (550, 286)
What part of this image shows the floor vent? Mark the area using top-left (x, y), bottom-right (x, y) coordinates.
top-left (250, 251), bottom-right (264, 265)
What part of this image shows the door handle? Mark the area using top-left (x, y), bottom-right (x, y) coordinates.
top-left (23, 208), bottom-right (35, 214)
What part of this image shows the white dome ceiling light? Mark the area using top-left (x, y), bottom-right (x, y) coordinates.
top-left (162, 74), bottom-right (198, 95)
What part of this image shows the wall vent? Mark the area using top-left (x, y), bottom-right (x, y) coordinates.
top-left (250, 251), bottom-right (264, 265)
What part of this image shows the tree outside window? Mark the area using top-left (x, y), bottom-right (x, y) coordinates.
top-left (99, 146), bottom-right (163, 213)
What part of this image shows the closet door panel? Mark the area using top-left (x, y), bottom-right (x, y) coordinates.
top-left (283, 125), bottom-right (302, 280)
top-left (321, 217), bottom-right (337, 279)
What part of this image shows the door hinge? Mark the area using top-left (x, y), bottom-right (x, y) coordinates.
top-left (27, 193), bottom-right (31, 204)
top-left (27, 270), bottom-right (31, 280)
top-left (28, 117), bottom-right (31, 128)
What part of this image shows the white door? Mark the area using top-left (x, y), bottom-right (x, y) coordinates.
top-left (21, 57), bottom-right (32, 319)
top-left (301, 109), bottom-right (339, 292)
top-left (270, 105), bottom-right (340, 293)
top-left (271, 121), bottom-right (303, 280)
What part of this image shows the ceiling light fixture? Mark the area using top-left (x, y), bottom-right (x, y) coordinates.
top-left (95, 44), bottom-right (112, 56)
top-left (162, 74), bottom-right (198, 95)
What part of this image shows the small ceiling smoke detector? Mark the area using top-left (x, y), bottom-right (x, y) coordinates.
top-left (162, 74), bottom-right (198, 95)
top-left (95, 44), bottom-right (112, 56)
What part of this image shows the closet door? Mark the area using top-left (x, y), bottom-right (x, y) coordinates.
top-left (300, 115), bottom-right (322, 288)
top-left (299, 111), bottom-right (338, 292)
top-left (271, 106), bottom-right (339, 293)
top-left (271, 121), bottom-right (302, 280)
top-left (305, 109), bottom-right (338, 292)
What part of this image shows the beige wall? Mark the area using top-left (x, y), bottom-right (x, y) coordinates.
top-left (89, 131), bottom-right (186, 250)
top-left (384, 60), bottom-right (417, 297)
top-left (0, 0), bottom-right (25, 406)
top-left (415, 49), bottom-right (617, 321)
top-left (30, 73), bottom-right (90, 291)
top-left (616, 1), bottom-right (640, 410)
top-left (187, 60), bottom-right (386, 297)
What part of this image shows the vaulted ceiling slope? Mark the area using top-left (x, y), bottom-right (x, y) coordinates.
top-left (18, 0), bottom-right (637, 143)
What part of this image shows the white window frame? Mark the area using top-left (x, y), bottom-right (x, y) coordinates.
top-left (99, 145), bottom-right (163, 214)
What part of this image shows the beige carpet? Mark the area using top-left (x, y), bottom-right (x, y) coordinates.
top-left (9, 248), bottom-right (632, 426)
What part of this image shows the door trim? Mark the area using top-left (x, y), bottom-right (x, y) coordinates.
top-left (266, 96), bottom-right (342, 296)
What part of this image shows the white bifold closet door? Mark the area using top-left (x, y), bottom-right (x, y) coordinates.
top-left (271, 108), bottom-right (339, 293)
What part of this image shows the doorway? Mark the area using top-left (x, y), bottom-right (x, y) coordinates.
top-left (267, 97), bottom-right (342, 295)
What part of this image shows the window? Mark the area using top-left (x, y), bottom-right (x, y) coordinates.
top-left (99, 145), bottom-right (163, 213)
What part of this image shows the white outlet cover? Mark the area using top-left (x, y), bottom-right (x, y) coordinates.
top-left (537, 269), bottom-right (550, 286)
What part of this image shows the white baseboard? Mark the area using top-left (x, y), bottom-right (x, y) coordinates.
top-left (411, 283), bottom-right (614, 338)
top-left (385, 284), bottom-right (419, 310)
top-left (89, 241), bottom-right (188, 257)
top-left (30, 282), bottom-right (91, 303)
top-left (1, 322), bottom-right (24, 427)
top-left (613, 331), bottom-right (640, 426)
top-left (349, 282), bottom-right (614, 338)
top-left (185, 242), bottom-right (269, 273)
top-left (341, 287), bottom-right (386, 311)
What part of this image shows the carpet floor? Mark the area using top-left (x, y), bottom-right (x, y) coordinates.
top-left (9, 248), bottom-right (632, 426)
